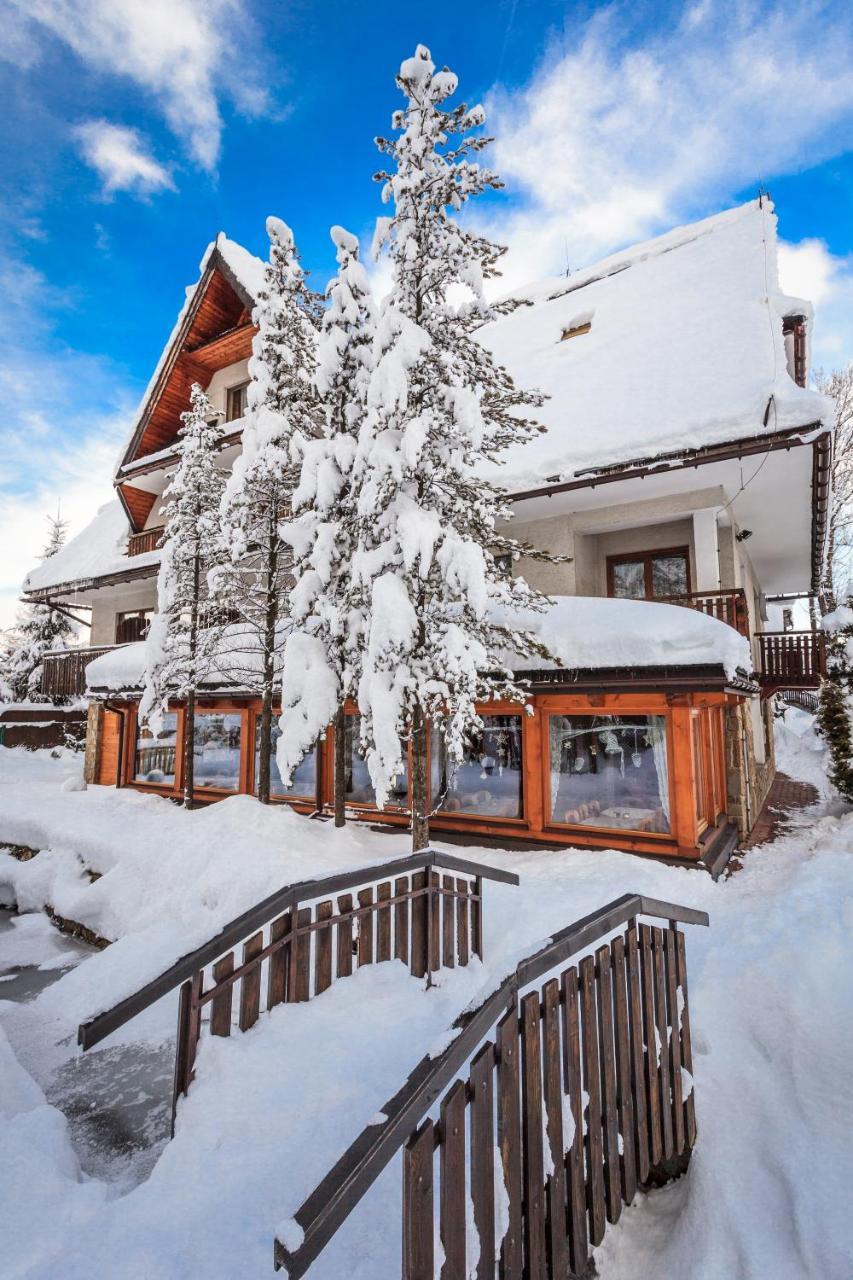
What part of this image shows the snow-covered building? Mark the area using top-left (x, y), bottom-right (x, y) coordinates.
top-left (22, 199), bottom-right (832, 870)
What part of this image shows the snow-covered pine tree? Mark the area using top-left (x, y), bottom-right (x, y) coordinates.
top-left (349, 45), bottom-right (556, 850)
top-left (140, 383), bottom-right (225, 808)
top-left (277, 226), bottom-right (377, 825)
top-left (212, 217), bottom-right (322, 804)
top-left (817, 602), bottom-right (853, 802)
top-left (1, 514), bottom-right (76, 704)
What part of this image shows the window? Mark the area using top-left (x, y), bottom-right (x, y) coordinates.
top-left (225, 381), bottom-right (249, 423)
top-left (548, 714), bottom-right (670, 834)
top-left (255, 719), bottom-right (316, 800)
top-left (432, 715), bottom-right (523, 819)
top-left (115, 609), bottom-right (153, 644)
top-left (493, 552), bottom-right (513, 577)
top-left (134, 712), bottom-right (177, 785)
top-left (344, 715), bottom-right (409, 808)
top-left (193, 713), bottom-right (242, 790)
top-left (607, 547), bottom-right (690, 600)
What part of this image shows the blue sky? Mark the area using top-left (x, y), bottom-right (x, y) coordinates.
top-left (1, 0), bottom-right (853, 627)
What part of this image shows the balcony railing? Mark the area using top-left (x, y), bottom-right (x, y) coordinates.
top-left (660, 588), bottom-right (749, 637)
top-left (758, 631), bottom-right (826, 688)
top-left (41, 646), bottom-right (123, 700)
top-left (127, 527), bottom-right (165, 557)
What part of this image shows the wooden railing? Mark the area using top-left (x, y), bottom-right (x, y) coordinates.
top-left (40, 645), bottom-right (122, 700)
top-left (778, 688), bottom-right (819, 714)
top-left (77, 849), bottom-right (519, 1135)
top-left (127, 526), bottom-right (165, 557)
top-left (275, 893), bottom-right (709, 1279)
top-left (661, 588), bottom-right (749, 636)
top-left (758, 631), bottom-right (826, 687)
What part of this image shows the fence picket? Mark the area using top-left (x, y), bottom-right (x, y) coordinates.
top-left (541, 979), bottom-right (569, 1278)
top-left (314, 901), bottom-right (333, 995)
top-left (357, 888), bottom-right (374, 968)
top-left (394, 877), bottom-right (410, 965)
top-left (294, 908), bottom-right (311, 1002)
top-left (596, 944), bottom-right (622, 1224)
top-left (439, 1080), bottom-right (467, 1280)
top-left (239, 931), bottom-right (263, 1031)
top-left (403, 1120), bottom-right (434, 1280)
top-left (610, 934), bottom-right (637, 1204)
top-left (560, 966), bottom-right (589, 1276)
top-left (429, 871), bottom-right (441, 975)
top-left (470, 1043), bottom-right (496, 1280)
top-left (675, 930), bottom-right (697, 1148)
top-left (626, 923), bottom-right (649, 1183)
top-left (521, 991), bottom-right (547, 1279)
top-left (456, 878), bottom-right (470, 968)
top-left (336, 894), bottom-right (354, 979)
top-left (639, 924), bottom-right (662, 1167)
top-left (210, 953), bottom-right (234, 1036)
top-left (442, 875), bottom-right (455, 968)
top-left (411, 871), bottom-right (428, 978)
top-left (652, 927), bottom-right (674, 1161)
top-left (665, 926), bottom-right (685, 1154)
top-left (579, 954), bottom-right (606, 1246)
top-left (496, 1007), bottom-right (523, 1280)
top-left (267, 913), bottom-right (290, 1009)
top-left (377, 882), bottom-right (392, 963)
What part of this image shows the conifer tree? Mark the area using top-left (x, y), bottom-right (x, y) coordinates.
top-left (348, 45), bottom-right (555, 850)
top-left (277, 226), bottom-right (377, 825)
top-left (817, 604), bottom-right (853, 802)
top-left (2, 514), bottom-right (76, 704)
top-left (212, 217), bottom-right (322, 803)
top-left (141, 383), bottom-right (225, 808)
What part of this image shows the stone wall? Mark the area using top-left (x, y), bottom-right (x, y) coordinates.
top-left (725, 697), bottom-right (775, 839)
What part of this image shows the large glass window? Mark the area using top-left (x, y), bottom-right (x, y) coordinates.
top-left (255, 720), bottom-right (316, 800)
top-left (548, 714), bottom-right (670, 834)
top-left (608, 548), bottom-right (690, 600)
top-left (344, 715), bottom-right (409, 808)
top-left (193, 713), bottom-right (242, 790)
top-left (134, 712), bottom-right (177, 785)
top-left (432, 715), bottom-right (523, 819)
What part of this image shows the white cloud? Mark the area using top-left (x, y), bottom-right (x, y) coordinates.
top-left (75, 120), bottom-right (173, 196)
top-left (13, 0), bottom-right (267, 170)
top-left (482, 1), bottom-right (853, 291)
top-left (779, 238), bottom-right (853, 371)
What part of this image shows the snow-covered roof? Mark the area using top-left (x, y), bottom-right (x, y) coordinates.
top-left (478, 199), bottom-right (832, 491)
top-left (86, 595), bottom-right (751, 694)
top-left (22, 502), bottom-right (157, 595)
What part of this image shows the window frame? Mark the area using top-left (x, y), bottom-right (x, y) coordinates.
top-left (429, 710), bottom-right (528, 826)
top-left (248, 707), bottom-right (319, 806)
top-left (114, 608), bottom-right (153, 645)
top-left (225, 380), bottom-right (250, 423)
top-left (606, 545), bottom-right (692, 601)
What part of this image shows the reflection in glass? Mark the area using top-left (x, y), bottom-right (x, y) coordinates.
top-left (433, 715), bottom-right (523, 819)
top-left (651, 554), bottom-right (688, 597)
top-left (134, 712), bottom-right (177, 784)
top-left (610, 559), bottom-right (645, 599)
top-left (193, 713), bottom-right (242, 790)
top-left (548, 714), bottom-right (669, 833)
top-left (255, 719), bottom-right (316, 799)
top-left (344, 715), bottom-right (408, 808)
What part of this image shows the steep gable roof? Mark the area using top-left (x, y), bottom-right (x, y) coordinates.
top-left (115, 235), bottom-right (265, 526)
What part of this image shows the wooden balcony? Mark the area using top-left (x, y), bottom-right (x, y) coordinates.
top-left (41, 646), bottom-right (123, 700)
top-left (758, 631), bottom-right (826, 690)
top-left (661, 588), bottom-right (749, 637)
top-left (127, 526), bottom-right (165, 557)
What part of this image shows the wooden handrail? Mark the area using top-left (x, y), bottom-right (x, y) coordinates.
top-left (274, 893), bottom-right (709, 1277)
top-left (77, 848), bottom-right (518, 1052)
top-left (127, 526), bottom-right (165, 557)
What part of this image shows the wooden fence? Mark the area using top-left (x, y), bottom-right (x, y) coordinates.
top-left (758, 631), bottom-right (826, 688)
top-left (77, 849), bottom-right (518, 1135)
top-left (275, 893), bottom-right (708, 1280)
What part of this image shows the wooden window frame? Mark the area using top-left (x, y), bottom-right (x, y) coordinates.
top-left (428, 709), bottom-right (528, 826)
top-left (606, 545), bottom-right (692, 600)
top-left (225, 380), bottom-right (250, 423)
top-left (114, 609), bottom-right (153, 645)
top-left (247, 707), bottom-right (320, 808)
top-left (541, 705), bottom-right (675, 842)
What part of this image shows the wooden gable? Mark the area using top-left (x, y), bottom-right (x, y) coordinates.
top-left (117, 248), bottom-right (259, 526)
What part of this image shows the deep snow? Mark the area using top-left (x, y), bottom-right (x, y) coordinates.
top-left (1, 721), bottom-right (851, 1279)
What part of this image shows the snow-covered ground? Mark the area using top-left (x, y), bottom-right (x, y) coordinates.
top-left (1, 719), bottom-right (852, 1279)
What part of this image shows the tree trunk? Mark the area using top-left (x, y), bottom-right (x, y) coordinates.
top-left (183, 688), bottom-right (195, 809)
top-left (411, 702), bottom-right (429, 851)
top-left (334, 704), bottom-right (346, 827)
top-left (257, 517), bottom-right (280, 805)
